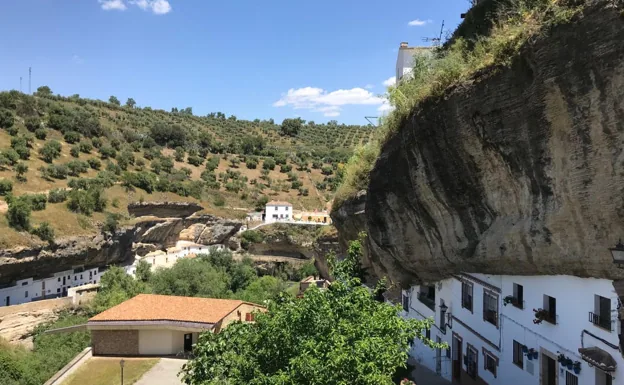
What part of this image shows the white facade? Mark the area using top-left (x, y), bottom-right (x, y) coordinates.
top-left (0, 266), bottom-right (102, 307)
top-left (264, 202), bottom-right (292, 223)
top-left (395, 43), bottom-right (432, 83)
top-left (126, 244), bottom-right (226, 277)
top-left (404, 274), bottom-right (622, 385)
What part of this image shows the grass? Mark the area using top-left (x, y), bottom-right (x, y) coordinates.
top-left (60, 357), bottom-right (159, 385)
top-left (333, 0), bottom-right (584, 211)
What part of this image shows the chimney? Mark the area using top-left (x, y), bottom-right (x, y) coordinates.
top-left (400, 42), bottom-right (408, 48)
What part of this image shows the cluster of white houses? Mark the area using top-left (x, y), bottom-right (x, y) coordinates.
top-left (247, 201), bottom-right (332, 225)
top-left (403, 274), bottom-right (621, 385)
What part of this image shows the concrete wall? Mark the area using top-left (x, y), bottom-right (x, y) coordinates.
top-left (92, 330), bottom-right (139, 356)
top-left (265, 205), bottom-right (291, 223)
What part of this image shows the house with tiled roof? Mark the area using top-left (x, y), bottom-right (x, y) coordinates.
top-left (87, 294), bottom-right (265, 356)
top-left (264, 201), bottom-right (293, 223)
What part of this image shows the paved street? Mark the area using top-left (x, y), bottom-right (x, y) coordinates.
top-left (135, 358), bottom-right (187, 385)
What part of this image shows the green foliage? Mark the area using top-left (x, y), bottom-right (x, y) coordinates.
top-left (150, 258), bottom-right (230, 298)
top-left (78, 141), bottom-right (93, 154)
top-left (280, 163), bottom-right (292, 173)
top-left (31, 221), bottom-right (55, 243)
top-left (245, 157), bottom-right (258, 169)
top-left (70, 145), bottom-right (80, 158)
top-left (109, 95), bottom-right (121, 105)
top-left (91, 266), bottom-right (147, 314)
top-left (23, 193), bottom-right (48, 211)
top-left (67, 160), bottom-right (89, 176)
top-left (88, 157), bottom-right (101, 170)
top-left (24, 116), bottom-right (41, 132)
top-left (234, 275), bottom-right (287, 304)
top-left (126, 97), bottom-right (136, 108)
top-left (92, 137), bottom-right (103, 148)
top-left (6, 196), bottom-right (31, 231)
top-left (63, 131), bottom-right (81, 144)
top-left (42, 163), bottom-right (68, 179)
top-left (48, 188), bottom-right (69, 203)
top-left (2, 149), bottom-right (20, 166)
top-left (150, 122), bottom-right (187, 147)
top-left (102, 212), bottom-right (121, 233)
top-left (122, 171), bottom-right (157, 193)
top-left (182, 240), bottom-right (442, 385)
top-left (34, 128), bottom-right (47, 140)
top-left (174, 146), bottom-right (185, 161)
top-left (0, 108), bottom-right (15, 129)
top-left (280, 117), bottom-right (303, 137)
top-left (0, 179), bottom-right (13, 195)
top-left (98, 144), bottom-right (116, 160)
top-left (240, 230), bottom-right (264, 250)
top-left (35, 85), bottom-right (53, 97)
top-left (262, 158), bottom-right (276, 170)
top-left (15, 162), bottom-right (28, 181)
top-left (135, 259), bottom-right (152, 282)
top-left (321, 165), bottom-right (333, 175)
top-left (39, 140), bottom-right (62, 163)
top-left (66, 188), bottom-right (107, 216)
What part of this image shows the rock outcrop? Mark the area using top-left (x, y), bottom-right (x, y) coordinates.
top-left (127, 201), bottom-right (203, 218)
top-left (332, 2), bottom-right (624, 285)
top-left (0, 215), bottom-right (242, 285)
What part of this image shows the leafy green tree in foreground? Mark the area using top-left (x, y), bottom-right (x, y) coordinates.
top-left (182, 238), bottom-right (443, 385)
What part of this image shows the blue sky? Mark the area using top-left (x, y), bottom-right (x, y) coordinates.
top-left (0, 0), bottom-right (469, 124)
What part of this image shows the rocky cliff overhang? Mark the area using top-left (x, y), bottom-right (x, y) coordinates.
top-left (127, 201), bottom-right (204, 218)
top-left (0, 215), bottom-right (241, 286)
top-left (333, 2), bottom-right (624, 285)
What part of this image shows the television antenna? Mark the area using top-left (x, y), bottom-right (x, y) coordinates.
top-left (365, 116), bottom-right (379, 127)
top-left (422, 20), bottom-right (445, 47)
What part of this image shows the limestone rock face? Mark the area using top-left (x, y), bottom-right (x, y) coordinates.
top-left (127, 201), bottom-right (203, 218)
top-left (333, 3), bottom-right (624, 285)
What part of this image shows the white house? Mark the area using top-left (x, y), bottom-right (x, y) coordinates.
top-left (0, 266), bottom-right (102, 307)
top-left (264, 201), bottom-right (292, 223)
top-left (126, 244), bottom-right (227, 277)
top-left (403, 274), bottom-right (621, 385)
top-left (395, 42), bottom-right (432, 83)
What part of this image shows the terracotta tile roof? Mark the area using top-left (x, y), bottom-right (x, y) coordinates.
top-left (89, 294), bottom-right (256, 324)
top-left (267, 201), bottom-right (292, 206)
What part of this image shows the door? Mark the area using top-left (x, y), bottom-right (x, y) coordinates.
top-left (184, 333), bottom-right (193, 352)
top-left (542, 354), bottom-right (557, 385)
top-left (5, 296), bottom-right (9, 306)
top-left (436, 336), bottom-right (442, 375)
top-left (452, 334), bottom-right (462, 381)
top-left (62, 276), bottom-right (66, 285)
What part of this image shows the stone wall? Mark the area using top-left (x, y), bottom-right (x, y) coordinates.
top-left (91, 330), bottom-right (139, 356)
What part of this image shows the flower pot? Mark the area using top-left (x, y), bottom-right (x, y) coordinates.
top-left (522, 346), bottom-right (528, 353)
top-left (527, 355), bottom-right (533, 361)
top-left (574, 367), bottom-right (581, 374)
top-left (567, 363), bottom-right (573, 370)
top-left (532, 352), bottom-right (539, 359)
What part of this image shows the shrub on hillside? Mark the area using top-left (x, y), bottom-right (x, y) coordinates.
top-left (5, 125), bottom-right (18, 136)
top-left (15, 162), bottom-right (28, 182)
top-left (34, 128), bottom-right (47, 140)
top-left (70, 145), bottom-right (80, 158)
top-left (121, 171), bottom-right (157, 193)
top-left (188, 155), bottom-right (203, 167)
top-left (291, 180), bottom-right (302, 190)
top-left (0, 179), bottom-right (13, 195)
top-left (66, 188), bottom-right (107, 216)
top-left (262, 158), bottom-right (276, 170)
top-left (280, 164), bottom-right (292, 173)
top-left (48, 188), bottom-right (69, 203)
top-left (79, 141), bottom-right (93, 154)
top-left (245, 158), bottom-right (258, 169)
top-left (116, 150), bottom-right (135, 171)
top-left (99, 145), bottom-right (116, 160)
top-left (312, 160), bottom-right (322, 169)
top-left (205, 157), bottom-right (220, 172)
top-left (63, 131), bottom-right (81, 144)
top-left (174, 147), bottom-right (185, 162)
top-left (24, 116), bottom-right (41, 132)
top-left (110, 138), bottom-right (122, 151)
top-left (92, 137), bottom-right (103, 148)
top-left (1, 149), bottom-right (19, 166)
top-left (67, 160), bottom-right (89, 176)
top-left (7, 197), bottom-right (31, 231)
top-left (44, 164), bottom-right (68, 179)
top-left (106, 161), bottom-right (122, 175)
top-left (87, 158), bottom-right (101, 170)
top-left (321, 165), bottom-right (334, 175)
top-left (13, 144), bottom-right (30, 161)
top-left (0, 109), bottom-right (14, 129)
top-left (39, 140), bottom-right (62, 163)
top-left (150, 122), bottom-right (187, 147)
top-left (23, 194), bottom-right (48, 211)
top-left (31, 221), bottom-right (55, 244)
top-left (102, 212), bottom-right (122, 233)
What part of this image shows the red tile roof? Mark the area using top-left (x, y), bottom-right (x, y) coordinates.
top-left (89, 294), bottom-right (260, 324)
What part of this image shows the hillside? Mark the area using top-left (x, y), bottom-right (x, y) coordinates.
top-left (0, 90), bottom-right (371, 247)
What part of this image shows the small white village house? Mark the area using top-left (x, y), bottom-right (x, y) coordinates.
top-left (264, 201), bottom-right (292, 223)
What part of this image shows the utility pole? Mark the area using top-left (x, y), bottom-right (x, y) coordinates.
top-left (28, 67), bottom-right (32, 94)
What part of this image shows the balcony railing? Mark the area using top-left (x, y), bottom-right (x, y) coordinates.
top-left (417, 292), bottom-right (435, 311)
top-left (589, 312), bottom-right (611, 331)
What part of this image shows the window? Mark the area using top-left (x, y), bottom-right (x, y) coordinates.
top-left (512, 340), bottom-right (523, 368)
top-left (57, 278), bottom-right (61, 282)
top-left (606, 374), bottom-right (613, 385)
top-left (245, 313), bottom-right (255, 321)
top-left (425, 328), bottom-right (431, 340)
top-left (417, 285), bottom-right (435, 311)
top-left (446, 346), bottom-right (451, 359)
top-left (543, 295), bottom-right (557, 324)
top-left (402, 291), bottom-right (410, 312)
top-left (56, 288), bottom-right (60, 293)
top-left (512, 283), bottom-right (524, 308)
top-left (80, 274), bottom-right (83, 280)
top-left (21, 282), bottom-right (28, 286)
top-left (24, 291), bottom-right (28, 298)
top-left (565, 371), bottom-right (578, 385)
top-left (483, 349), bottom-right (498, 378)
top-left (483, 290), bottom-right (499, 326)
top-left (465, 344), bottom-right (478, 379)
top-left (590, 295), bottom-right (612, 331)
top-left (461, 281), bottom-right (473, 312)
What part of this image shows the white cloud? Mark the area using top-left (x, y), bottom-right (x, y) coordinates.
top-left (101, 0), bottom-right (172, 14)
top-left (365, 84), bottom-right (374, 90)
top-left (72, 55), bottom-right (84, 65)
top-left (382, 76), bottom-right (396, 87)
top-left (273, 86), bottom-right (385, 117)
top-left (378, 102), bottom-right (394, 113)
top-left (408, 19), bottom-right (432, 27)
top-left (99, 0), bottom-right (127, 10)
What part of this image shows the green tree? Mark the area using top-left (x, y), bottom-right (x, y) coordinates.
top-left (109, 95), bottom-right (121, 105)
top-left (182, 240), bottom-right (442, 385)
top-left (34, 128), bottom-right (47, 140)
top-left (234, 275), bottom-right (286, 305)
top-left (39, 140), bottom-right (62, 163)
top-left (35, 85), bottom-right (53, 97)
top-left (174, 146), bottom-right (185, 162)
top-left (0, 179), bottom-right (13, 195)
top-left (126, 97), bottom-right (136, 108)
top-left (262, 158), bottom-right (276, 170)
top-left (7, 197), bottom-right (31, 231)
top-left (31, 221), bottom-right (55, 244)
top-left (280, 117), bottom-right (303, 137)
top-left (91, 266), bottom-right (147, 313)
top-left (150, 258), bottom-right (229, 298)
top-left (25, 116), bottom-right (41, 132)
top-left (0, 109), bottom-right (15, 129)
top-left (15, 162), bottom-right (28, 182)
top-left (135, 259), bottom-right (153, 282)
top-left (63, 131), bottom-right (81, 144)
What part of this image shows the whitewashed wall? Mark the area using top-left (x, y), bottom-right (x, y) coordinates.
top-left (265, 204), bottom-right (291, 223)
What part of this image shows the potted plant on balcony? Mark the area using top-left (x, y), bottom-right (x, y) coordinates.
top-left (573, 361), bottom-right (581, 374)
top-left (522, 345), bottom-right (528, 354)
top-left (566, 358), bottom-right (574, 370)
top-left (533, 308), bottom-right (549, 324)
top-left (558, 354), bottom-right (565, 365)
top-left (503, 295), bottom-right (514, 306)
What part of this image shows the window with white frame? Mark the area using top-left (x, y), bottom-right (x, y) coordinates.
top-left (483, 348), bottom-right (498, 378)
top-left (483, 290), bottom-right (499, 326)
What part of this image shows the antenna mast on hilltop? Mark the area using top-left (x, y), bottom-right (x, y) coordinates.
top-left (28, 67), bottom-right (32, 94)
top-left (422, 20), bottom-right (445, 47)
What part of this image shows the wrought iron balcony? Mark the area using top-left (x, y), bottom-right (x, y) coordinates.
top-left (589, 312), bottom-right (611, 331)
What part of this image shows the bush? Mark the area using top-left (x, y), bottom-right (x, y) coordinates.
top-left (0, 108), bottom-right (14, 129)
top-left (246, 158), bottom-right (258, 169)
top-left (92, 137), bottom-right (103, 148)
top-left (31, 221), bottom-right (55, 243)
top-left (121, 171), bottom-right (157, 193)
top-left (110, 138), bottom-right (121, 151)
top-left (67, 160), bottom-right (89, 176)
top-left (174, 147), bottom-right (185, 162)
top-left (299, 187), bottom-right (309, 196)
top-left (24, 116), bottom-right (41, 132)
top-left (312, 160), bottom-right (322, 169)
top-left (0, 179), bottom-right (13, 195)
top-left (321, 165), bottom-right (334, 175)
top-left (280, 164), bottom-right (292, 173)
top-left (188, 155), bottom-right (203, 167)
top-left (5, 125), bottom-right (18, 136)
top-left (291, 180), bottom-right (302, 189)
top-left (34, 128), bottom-right (47, 140)
top-left (7, 196), bottom-right (32, 231)
top-left (44, 164), bottom-right (68, 179)
top-left (213, 194), bottom-right (225, 207)
top-left (13, 145), bottom-right (30, 160)
top-left (63, 131), bottom-right (81, 144)
top-left (205, 157), bottom-right (220, 172)
top-left (79, 141), bottom-right (93, 154)
top-left (262, 158), bottom-right (276, 170)
top-left (66, 188), bottom-right (107, 216)
top-left (116, 150), bottom-right (135, 171)
top-left (15, 162), bottom-right (28, 181)
top-left (48, 188), bottom-right (69, 203)
top-left (102, 212), bottom-right (122, 233)
top-left (70, 145), bottom-right (80, 158)
top-left (88, 158), bottom-right (101, 170)
top-left (2, 149), bottom-right (19, 166)
top-left (99, 145), bottom-right (116, 160)
top-left (106, 161), bottom-right (121, 175)
top-left (39, 140), bottom-right (62, 163)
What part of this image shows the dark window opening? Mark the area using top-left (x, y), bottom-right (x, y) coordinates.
top-left (462, 281), bottom-right (473, 312)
